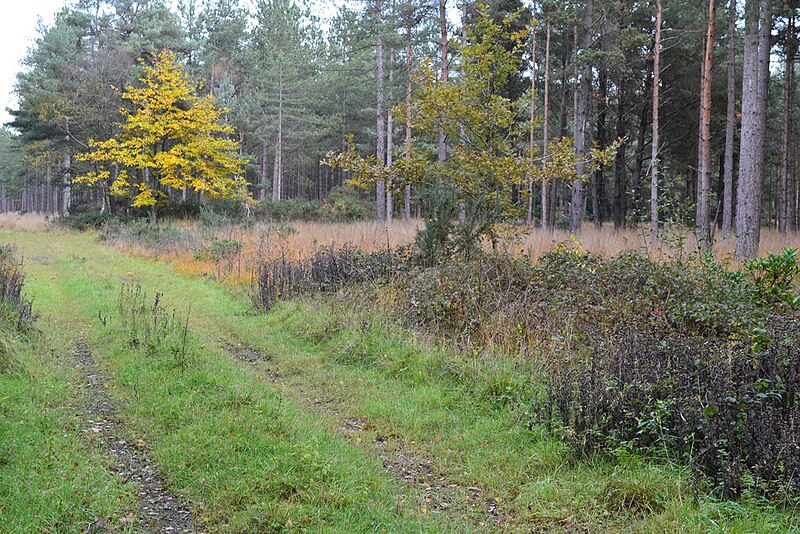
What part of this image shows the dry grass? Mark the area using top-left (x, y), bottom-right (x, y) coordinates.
top-left (511, 225), bottom-right (800, 262)
top-left (114, 220), bottom-right (421, 285)
top-left (0, 213), bottom-right (50, 232)
top-left (153, 222), bottom-right (800, 284)
top-left (3, 211), bottom-right (800, 281)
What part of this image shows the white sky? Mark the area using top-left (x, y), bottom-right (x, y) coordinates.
top-left (0, 0), bottom-right (66, 126)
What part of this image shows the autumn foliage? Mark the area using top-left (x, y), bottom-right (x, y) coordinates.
top-left (77, 51), bottom-right (248, 217)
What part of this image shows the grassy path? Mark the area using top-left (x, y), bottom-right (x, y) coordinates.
top-left (72, 338), bottom-right (196, 531)
top-left (3, 229), bottom-right (444, 532)
top-left (3, 228), bottom-right (799, 532)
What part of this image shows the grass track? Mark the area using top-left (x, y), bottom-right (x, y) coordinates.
top-left (0, 314), bottom-right (135, 531)
top-left (2, 227), bottom-right (799, 532)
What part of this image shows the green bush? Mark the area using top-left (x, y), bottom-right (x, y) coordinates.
top-left (259, 242), bottom-right (800, 500)
top-left (745, 248), bottom-right (800, 305)
top-left (252, 186), bottom-right (373, 222)
top-left (99, 220), bottom-right (198, 253)
top-left (193, 238), bottom-right (243, 262)
top-left (58, 210), bottom-right (128, 231)
top-left (0, 245), bottom-right (36, 372)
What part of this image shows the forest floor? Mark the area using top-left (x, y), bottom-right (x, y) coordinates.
top-left (2, 226), bottom-right (800, 532)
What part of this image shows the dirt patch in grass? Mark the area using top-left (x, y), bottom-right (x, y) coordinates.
top-left (72, 339), bottom-right (198, 533)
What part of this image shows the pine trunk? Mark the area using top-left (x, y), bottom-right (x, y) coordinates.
top-left (272, 72), bottom-right (283, 202)
top-left (62, 153), bottom-right (71, 216)
top-left (527, 18), bottom-right (537, 226)
top-left (438, 0), bottom-right (448, 164)
top-left (260, 142), bottom-right (268, 201)
top-left (592, 64), bottom-right (607, 229)
top-left (722, 0), bottom-right (737, 237)
top-left (614, 73), bottom-right (627, 229)
top-left (542, 20), bottom-right (552, 230)
top-left (404, 15), bottom-right (414, 224)
top-left (651, 0), bottom-right (663, 238)
top-left (387, 49), bottom-right (395, 225)
top-left (779, 12), bottom-right (795, 233)
top-left (375, 0), bottom-right (386, 222)
top-left (696, 0), bottom-right (716, 249)
top-left (572, 2), bottom-right (593, 234)
top-left (735, 0), bottom-right (771, 260)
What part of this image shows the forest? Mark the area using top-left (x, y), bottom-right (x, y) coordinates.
top-left (2, 0), bottom-right (800, 532)
top-left (0, 0), bottom-right (797, 257)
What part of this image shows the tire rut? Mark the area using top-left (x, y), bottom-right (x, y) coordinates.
top-left (72, 339), bottom-right (198, 533)
top-left (225, 343), bottom-right (511, 528)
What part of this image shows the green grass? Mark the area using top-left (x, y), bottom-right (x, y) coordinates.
top-left (0, 321), bottom-right (134, 531)
top-left (2, 228), bottom-right (799, 532)
top-left (2, 230), bottom-right (443, 532)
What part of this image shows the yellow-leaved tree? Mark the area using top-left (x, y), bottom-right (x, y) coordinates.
top-left (77, 50), bottom-right (248, 221)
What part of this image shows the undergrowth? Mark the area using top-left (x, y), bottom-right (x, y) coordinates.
top-left (0, 244), bottom-right (36, 372)
top-left (252, 245), bottom-right (407, 311)
top-left (252, 241), bottom-right (800, 503)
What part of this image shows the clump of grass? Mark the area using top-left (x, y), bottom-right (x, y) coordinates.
top-left (0, 244), bottom-right (35, 372)
top-left (114, 283), bottom-right (191, 364)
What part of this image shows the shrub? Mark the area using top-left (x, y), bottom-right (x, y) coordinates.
top-left (0, 246), bottom-right (35, 331)
top-left (545, 325), bottom-right (800, 499)
top-left (252, 186), bottom-right (374, 223)
top-left (58, 210), bottom-right (128, 231)
top-left (99, 219), bottom-right (198, 253)
top-left (193, 238), bottom-right (243, 262)
top-left (251, 238), bottom-right (800, 500)
top-left (745, 248), bottom-right (800, 305)
top-left (252, 245), bottom-right (407, 311)
top-left (0, 245), bottom-right (36, 372)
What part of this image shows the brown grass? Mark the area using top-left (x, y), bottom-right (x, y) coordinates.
top-left (511, 225), bottom-right (800, 262)
top-left (3, 212), bottom-right (800, 282)
top-left (113, 220), bottom-right (421, 285)
top-left (0, 213), bottom-right (50, 232)
top-left (153, 222), bottom-right (800, 284)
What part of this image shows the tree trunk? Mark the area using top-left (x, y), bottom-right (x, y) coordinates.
top-left (259, 142), bottom-right (268, 201)
top-left (592, 63), bottom-right (608, 229)
top-left (735, 0), bottom-right (771, 260)
top-left (614, 73), bottom-right (627, 229)
top-left (696, 0), bottom-right (717, 250)
top-left (779, 11), bottom-right (795, 233)
top-left (572, 2), bottom-right (593, 234)
top-left (722, 0), bottom-right (738, 237)
top-left (541, 20), bottom-right (552, 230)
top-left (62, 153), bottom-right (71, 217)
top-left (552, 36), bottom-right (571, 229)
top-left (527, 17), bottom-right (537, 226)
top-left (272, 72), bottom-right (283, 202)
top-left (387, 50), bottom-right (395, 225)
top-left (404, 14), bottom-right (414, 224)
top-left (438, 0), bottom-right (448, 164)
top-left (375, 0), bottom-right (386, 221)
top-left (651, 0), bottom-right (663, 238)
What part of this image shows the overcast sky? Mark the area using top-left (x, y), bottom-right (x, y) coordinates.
top-left (1, 1), bottom-right (66, 126)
